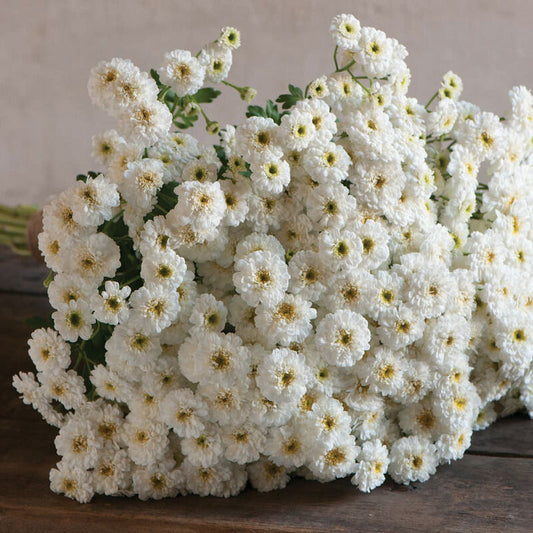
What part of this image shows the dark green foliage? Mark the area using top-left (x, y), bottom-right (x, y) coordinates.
top-left (246, 99), bottom-right (283, 124)
top-left (276, 84), bottom-right (304, 110)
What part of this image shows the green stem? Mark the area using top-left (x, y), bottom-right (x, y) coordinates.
top-left (120, 275), bottom-right (141, 288)
top-left (333, 45), bottom-right (339, 71)
top-left (336, 59), bottom-right (356, 73)
top-left (0, 224), bottom-right (26, 236)
top-left (0, 212), bottom-right (29, 227)
top-left (0, 204), bottom-right (38, 217)
top-left (0, 234), bottom-right (26, 247)
top-left (425, 91), bottom-right (439, 111)
top-left (158, 86), bottom-right (171, 103)
top-left (222, 79), bottom-right (241, 91)
top-left (347, 71), bottom-right (371, 95)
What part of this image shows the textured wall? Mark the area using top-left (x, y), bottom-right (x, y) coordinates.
top-left (2, 0), bottom-right (533, 204)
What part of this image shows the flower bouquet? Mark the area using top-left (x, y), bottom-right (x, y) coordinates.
top-left (12, 14), bottom-right (533, 502)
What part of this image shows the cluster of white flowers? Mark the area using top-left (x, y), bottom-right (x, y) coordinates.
top-left (14, 14), bottom-right (533, 503)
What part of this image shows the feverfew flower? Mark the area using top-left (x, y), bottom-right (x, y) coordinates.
top-left (315, 310), bottom-right (370, 366)
top-left (28, 328), bottom-right (71, 372)
top-left (233, 250), bottom-right (289, 307)
top-left (91, 281), bottom-right (131, 325)
top-left (159, 49), bottom-right (205, 97)
top-left (351, 440), bottom-right (390, 492)
top-left (330, 14), bottom-right (361, 51)
top-left (256, 348), bottom-right (310, 405)
top-left (389, 436), bottom-right (438, 485)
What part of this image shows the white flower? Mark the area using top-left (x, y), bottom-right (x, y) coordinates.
top-left (427, 98), bottom-right (458, 136)
top-left (129, 284), bottom-right (180, 333)
top-left (140, 249), bottom-right (187, 289)
top-left (120, 99), bottom-right (172, 147)
top-left (389, 436), bottom-right (438, 485)
top-left (318, 229), bottom-right (363, 272)
top-left (300, 396), bottom-right (352, 445)
top-left (256, 348), bottom-right (310, 405)
top-left (296, 98), bottom-right (337, 145)
top-left (305, 182), bottom-right (356, 229)
top-left (91, 281), bottom-right (131, 325)
top-left (160, 388), bottom-right (208, 438)
top-left (38, 369), bottom-right (86, 410)
top-left (91, 129), bottom-right (126, 165)
top-left (219, 26), bottom-right (241, 50)
top-left (170, 180), bottom-right (226, 235)
top-left (55, 417), bottom-right (101, 469)
top-left (52, 299), bottom-right (95, 342)
top-left (315, 309), bottom-right (370, 366)
top-left (307, 433), bottom-right (359, 482)
top-left (250, 157), bottom-right (291, 195)
top-left (330, 14), bottom-right (361, 51)
top-left (71, 175), bottom-right (120, 227)
top-left (263, 423), bottom-right (309, 468)
top-left (235, 117), bottom-right (282, 163)
top-left (376, 304), bottom-right (425, 350)
top-left (288, 250), bottom-right (328, 302)
top-left (28, 328), bottom-right (71, 372)
top-left (88, 58), bottom-right (157, 114)
top-left (93, 449), bottom-right (132, 495)
top-left (355, 26), bottom-right (394, 78)
top-left (233, 250), bottom-right (289, 307)
top-left (178, 331), bottom-right (250, 387)
top-left (222, 422), bottom-right (266, 464)
top-left (159, 49), bottom-right (205, 97)
top-left (50, 461), bottom-right (94, 503)
top-left (182, 423), bottom-right (224, 467)
top-left (133, 462), bottom-right (182, 500)
top-left (105, 321), bottom-right (161, 371)
top-left (199, 43), bottom-right (233, 83)
top-left (247, 459), bottom-right (290, 492)
top-left (48, 273), bottom-right (93, 311)
top-left (122, 158), bottom-right (165, 210)
top-left (302, 142), bottom-right (351, 184)
top-left (440, 71), bottom-right (463, 101)
top-left (351, 440), bottom-right (389, 492)
top-left (189, 293), bottom-right (227, 332)
top-left (255, 294), bottom-right (317, 347)
top-left (219, 179), bottom-right (251, 226)
top-left (67, 233), bottom-right (121, 285)
top-left (42, 191), bottom-right (92, 242)
top-left (123, 413), bottom-right (169, 466)
top-left (279, 109), bottom-right (316, 152)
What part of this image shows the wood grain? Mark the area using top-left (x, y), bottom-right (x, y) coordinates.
top-left (1, 248), bottom-right (532, 532)
top-left (0, 247), bottom-right (48, 295)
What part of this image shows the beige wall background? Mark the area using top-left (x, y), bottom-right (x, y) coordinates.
top-left (2, 0), bottom-right (533, 205)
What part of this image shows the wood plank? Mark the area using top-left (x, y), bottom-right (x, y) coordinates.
top-left (0, 293), bottom-right (52, 420)
top-left (469, 414), bottom-right (533, 457)
top-left (0, 247), bottom-right (48, 295)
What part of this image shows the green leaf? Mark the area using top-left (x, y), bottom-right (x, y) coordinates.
top-left (173, 112), bottom-right (199, 130)
top-left (246, 100), bottom-right (283, 124)
top-left (276, 84), bottom-right (304, 110)
top-left (150, 68), bottom-right (162, 88)
top-left (193, 87), bottom-right (222, 104)
top-left (76, 174), bottom-right (87, 182)
top-left (25, 315), bottom-right (54, 329)
top-left (246, 105), bottom-right (268, 119)
top-left (289, 84), bottom-right (304, 98)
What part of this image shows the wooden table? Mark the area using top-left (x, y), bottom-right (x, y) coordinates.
top-left (1, 247), bottom-right (532, 532)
